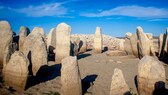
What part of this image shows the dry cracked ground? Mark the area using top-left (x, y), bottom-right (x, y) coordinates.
top-left (0, 49), bottom-right (168, 95)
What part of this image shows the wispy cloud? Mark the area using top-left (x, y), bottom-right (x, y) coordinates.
top-left (148, 18), bottom-right (168, 21)
top-left (80, 6), bottom-right (168, 18)
top-left (14, 3), bottom-right (67, 17)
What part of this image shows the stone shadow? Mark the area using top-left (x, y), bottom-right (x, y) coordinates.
top-left (82, 74), bottom-right (98, 94)
top-left (25, 64), bottom-right (61, 90)
top-left (77, 54), bottom-right (91, 60)
top-left (102, 47), bottom-right (108, 53)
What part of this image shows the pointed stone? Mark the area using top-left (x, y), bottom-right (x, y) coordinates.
top-left (158, 34), bottom-right (164, 57)
top-left (61, 56), bottom-right (82, 95)
top-left (94, 27), bottom-right (103, 53)
top-left (55, 23), bottom-right (71, 63)
top-left (4, 51), bottom-right (29, 92)
top-left (19, 26), bottom-right (30, 52)
top-left (0, 21), bottom-right (13, 64)
top-left (138, 55), bottom-right (165, 95)
top-left (110, 68), bottom-right (130, 95)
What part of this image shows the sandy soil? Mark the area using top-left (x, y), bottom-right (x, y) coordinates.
top-left (0, 50), bottom-right (168, 95)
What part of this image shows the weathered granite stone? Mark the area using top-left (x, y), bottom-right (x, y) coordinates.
top-left (94, 27), bottom-right (103, 53)
top-left (55, 23), bottom-right (71, 63)
top-left (61, 56), bottom-right (82, 95)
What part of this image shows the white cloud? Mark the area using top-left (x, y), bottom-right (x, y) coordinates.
top-left (14, 3), bottom-right (67, 17)
top-left (148, 18), bottom-right (168, 21)
top-left (80, 6), bottom-right (168, 18)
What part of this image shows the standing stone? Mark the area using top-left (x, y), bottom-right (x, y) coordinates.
top-left (61, 56), bottom-right (82, 95)
top-left (47, 28), bottom-right (56, 54)
top-left (19, 26), bottom-right (30, 52)
top-left (31, 34), bottom-right (47, 75)
top-left (4, 51), bottom-right (29, 92)
top-left (124, 32), bottom-right (133, 55)
top-left (23, 29), bottom-right (47, 75)
top-left (71, 37), bottom-right (80, 56)
top-left (158, 34), bottom-right (164, 57)
top-left (31, 27), bottom-right (45, 36)
top-left (146, 33), bottom-right (155, 56)
top-left (136, 26), bottom-right (152, 59)
top-left (138, 55), bottom-right (165, 95)
top-left (94, 27), bottom-right (103, 53)
top-left (130, 34), bottom-right (138, 57)
top-left (0, 21), bottom-right (13, 64)
top-left (55, 23), bottom-right (71, 63)
top-left (158, 28), bottom-right (168, 59)
top-left (79, 36), bottom-right (87, 53)
top-left (118, 39), bottom-right (125, 51)
top-left (110, 68), bottom-right (130, 95)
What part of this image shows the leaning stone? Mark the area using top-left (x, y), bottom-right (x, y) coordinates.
top-left (4, 51), bottom-right (29, 92)
top-left (61, 56), bottom-right (82, 95)
top-left (138, 55), bottom-right (165, 95)
top-left (94, 27), bottom-right (103, 53)
top-left (55, 23), bottom-right (71, 63)
top-left (136, 26), bottom-right (154, 59)
top-left (19, 26), bottom-right (30, 52)
top-left (110, 68), bottom-right (130, 95)
top-left (0, 21), bottom-right (13, 64)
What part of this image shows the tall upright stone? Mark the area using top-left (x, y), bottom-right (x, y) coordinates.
top-left (61, 56), bottom-right (82, 95)
top-left (130, 34), bottom-right (138, 57)
top-left (79, 36), bottom-right (87, 53)
top-left (110, 68), bottom-right (130, 95)
top-left (138, 55), bottom-right (165, 95)
top-left (118, 39), bottom-right (125, 51)
top-left (47, 28), bottom-right (56, 53)
top-left (136, 26), bottom-right (150, 59)
top-left (0, 21), bottom-right (13, 64)
top-left (94, 27), bottom-right (103, 53)
top-left (158, 28), bottom-right (168, 59)
top-left (55, 23), bottom-right (71, 63)
top-left (4, 51), bottom-right (29, 92)
top-left (31, 34), bottom-right (48, 75)
top-left (23, 29), bottom-right (47, 75)
top-left (124, 32), bottom-right (133, 55)
top-left (158, 34), bottom-right (164, 57)
top-left (19, 26), bottom-right (30, 52)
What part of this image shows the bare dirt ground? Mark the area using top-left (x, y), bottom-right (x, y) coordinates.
top-left (0, 50), bottom-right (168, 95)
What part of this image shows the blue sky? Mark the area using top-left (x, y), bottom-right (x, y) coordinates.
top-left (0, 0), bottom-right (168, 37)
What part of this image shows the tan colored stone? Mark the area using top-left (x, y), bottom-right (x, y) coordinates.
top-left (61, 56), bottom-right (82, 95)
top-left (0, 21), bottom-right (13, 64)
top-left (55, 23), bottom-right (71, 63)
top-left (110, 68), bottom-right (130, 95)
top-left (158, 34), bottom-right (164, 57)
top-left (138, 55), bottom-right (165, 95)
top-left (47, 28), bottom-right (56, 53)
top-left (94, 27), bottom-right (103, 53)
top-left (118, 39), bottom-right (125, 51)
top-left (4, 51), bottom-right (29, 92)
top-left (19, 26), bottom-right (30, 52)
top-left (130, 34), bottom-right (138, 57)
top-left (31, 34), bottom-right (47, 75)
top-left (23, 30), bottom-right (47, 75)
